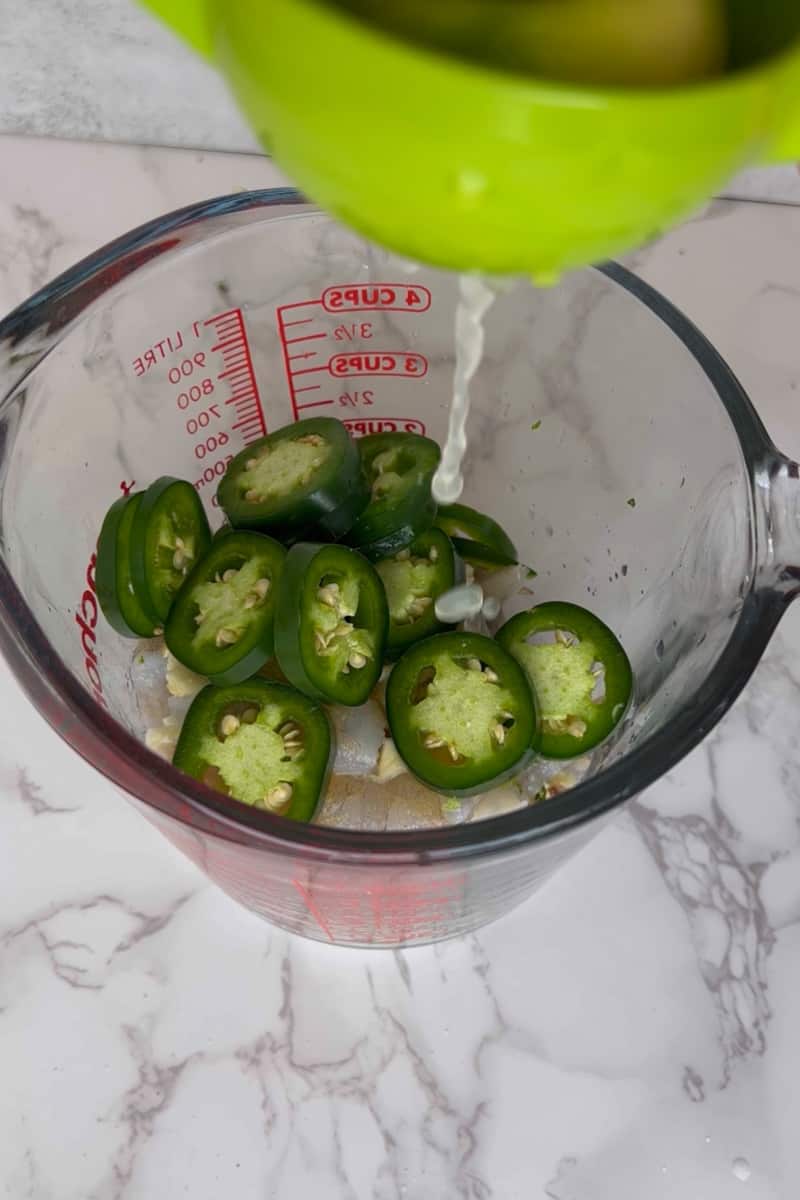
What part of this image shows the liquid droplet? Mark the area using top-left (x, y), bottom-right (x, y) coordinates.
top-left (530, 269), bottom-right (561, 288)
top-left (655, 638), bottom-right (665, 660)
top-left (435, 583), bottom-right (484, 624)
top-left (482, 596), bottom-right (501, 621)
top-left (732, 1157), bottom-right (751, 1182)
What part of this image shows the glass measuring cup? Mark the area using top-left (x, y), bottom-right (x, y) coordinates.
top-left (0, 189), bottom-right (796, 947)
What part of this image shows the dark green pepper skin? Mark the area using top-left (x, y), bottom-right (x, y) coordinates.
top-left (346, 432), bottom-right (440, 560)
top-left (96, 492), bottom-right (161, 638)
top-left (386, 631), bottom-right (537, 796)
top-left (173, 679), bottom-right (332, 823)
top-left (497, 602), bottom-right (633, 759)
top-left (165, 531), bottom-right (286, 685)
top-left (217, 418), bottom-right (367, 539)
top-left (376, 528), bottom-right (456, 659)
top-left (130, 477), bottom-right (212, 624)
top-left (435, 502), bottom-right (518, 570)
top-left (275, 542), bottom-right (388, 706)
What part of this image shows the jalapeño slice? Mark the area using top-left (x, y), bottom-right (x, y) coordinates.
top-left (274, 542), bottom-right (388, 706)
top-left (497, 602), bottom-right (633, 759)
top-left (386, 631), bottom-right (537, 796)
top-left (130, 477), bottom-right (211, 625)
top-left (434, 502), bottom-right (518, 570)
top-left (165, 531), bottom-right (286, 685)
top-left (346, 432), bottom-right (440, 559)
top-left (173, 679), bottom-right (332, 822)
top-left (96, 492), bottom-right (161, 638)
top-left (376, 527), bottom-right (456, 658)
top-left (217, 418), bottom-right (367, 538)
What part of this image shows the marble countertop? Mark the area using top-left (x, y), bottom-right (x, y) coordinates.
top-left (3, 134), bottom-right (800, 1199)
top-left (0, 0), bottom-right (258, 152)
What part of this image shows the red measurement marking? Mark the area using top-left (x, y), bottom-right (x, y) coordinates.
top-left (333, 322), bottom-right (373, 343)
top-left (329, 352), bottom-right (428, 379)
top-left (203, 308), bottom-right (266, 444)
top-left (342, 417), bottom-right (426, 437)
top-left (285, 331), bottom-right (328, 346)
top-left (291, 878), bottom-right (334, 942)
top-left (321, 283), bottom-right (431, 313)
top-left (291, 872), bottom-right (463, 944)
top-left (119, 479), bottom-right (136, 495)
top-left (365, 876), bottom-right (463, 943)
top-left (126, 309), bottom-right (266, 506)
top-left (74, 551), bottom-right (107, 709)
top-left (277, 287), bottom-right (433, 420)
top-left (338, 390), bottom-right (373, 409)
top-left (131, 331), bottom-right (186, 376)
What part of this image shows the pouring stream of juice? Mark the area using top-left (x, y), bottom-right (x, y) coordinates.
top-left (431, 276), bottom-right (496, 506)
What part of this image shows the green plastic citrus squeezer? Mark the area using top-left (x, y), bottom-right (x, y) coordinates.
top-left (142, 0), bottom-right (800, 277)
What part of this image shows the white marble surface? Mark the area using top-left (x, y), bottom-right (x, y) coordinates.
top-left (3, 134), bottom-right (800, 1198)
top-left (3, 0), bottom-right (800, 206)
top-left (0, 0), bottom-right (258, 152)
top-left (723, 166), bottom-right (800, 206)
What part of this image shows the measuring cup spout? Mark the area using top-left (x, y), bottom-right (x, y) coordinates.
top-left (759, 454), bottom-right (800, 600)
top-left (140, 0), bottom-right (212, 57)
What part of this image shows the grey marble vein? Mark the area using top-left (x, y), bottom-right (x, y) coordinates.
top-left (632, 799), bottom-right (772, 1085)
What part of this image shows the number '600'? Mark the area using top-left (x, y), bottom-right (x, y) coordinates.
top-left (194, 432), bottom-right (229, 460)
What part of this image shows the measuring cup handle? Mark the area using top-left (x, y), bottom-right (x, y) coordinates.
top-left (139, 0), bottom-right (213, 58)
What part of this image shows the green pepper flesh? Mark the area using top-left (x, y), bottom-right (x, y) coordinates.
top-left (497, 601), bottom-right (633, 758)
top-left (275, 542), bottom-right (388, 706)
top-left (386, 631), bottom-right (537, 795)
top-left (173, 679), bottom-right (333, 822)
top-left (165, 530), bottom-right (286, 685)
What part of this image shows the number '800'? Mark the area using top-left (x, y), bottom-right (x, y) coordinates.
top-left (176, 378), bottom-right (215, 409)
